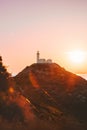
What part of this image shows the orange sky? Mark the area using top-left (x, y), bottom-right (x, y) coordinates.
top-left (0, 0), bottom-right (87, 75)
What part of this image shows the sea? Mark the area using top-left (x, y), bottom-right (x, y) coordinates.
top-left (77, 74), bottom-right (87, 80)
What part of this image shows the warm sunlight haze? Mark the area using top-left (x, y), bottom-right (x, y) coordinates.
top-left (1, 1), bottom-right (87, 130)
top-left (0, 0), bottom-right (87, 74)
top-left (68, 50), bottom-right (85, 64)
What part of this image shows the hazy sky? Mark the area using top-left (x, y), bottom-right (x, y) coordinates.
top-left (0, 0), bottom-right (87, 74)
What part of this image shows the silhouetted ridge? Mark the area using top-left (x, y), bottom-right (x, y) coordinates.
top-left (14, 63), bottom-right (87, 126)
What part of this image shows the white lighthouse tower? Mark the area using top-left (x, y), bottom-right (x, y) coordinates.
top-left (37, 51), bottom-right (40, 63)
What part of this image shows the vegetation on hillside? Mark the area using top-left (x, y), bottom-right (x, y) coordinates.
top-left (0, 56), bottom-right (11, 91)
top-left (14, 63), bottom-right (87, 129)
top-left (0, 59), bottom-right (87, 130)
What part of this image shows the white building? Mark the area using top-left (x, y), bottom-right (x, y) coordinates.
top-left (37, 51), bottom-right (52, 63)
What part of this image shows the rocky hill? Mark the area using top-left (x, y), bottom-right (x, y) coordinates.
top-left (13, 63), bottom-right (87, 129)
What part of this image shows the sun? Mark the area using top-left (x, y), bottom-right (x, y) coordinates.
top-left (68, 50), bottom-right (85, 64)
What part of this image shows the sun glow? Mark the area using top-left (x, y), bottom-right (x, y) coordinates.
top-left (68, 50), bottom-right (85, 64)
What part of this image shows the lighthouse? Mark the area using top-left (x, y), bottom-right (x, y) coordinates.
top-left (36, 51), bottom-right (52, 63)
top-left (37, 51), bottom-right (40, 63)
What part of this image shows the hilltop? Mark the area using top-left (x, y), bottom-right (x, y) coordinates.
top-left (14, 63), bottom-right (87, 129)
top-left (0, 62), bottom-right (87, 129)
